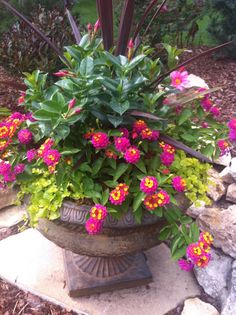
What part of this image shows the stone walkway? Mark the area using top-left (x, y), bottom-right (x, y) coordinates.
top-left (0, 228), bottom-right (201, 315)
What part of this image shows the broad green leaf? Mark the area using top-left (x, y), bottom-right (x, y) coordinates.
top-left (92, 158), bottom-right (104, 175)
top-left (107, 115), bottom-right (123, 127)
top-left (101, 189), bottom-right (110, 205)
top-left (171, 245), bottom-right (187, 261)
top-left (79, 163), bottom-right (92, 173)
top-left (33, 110), bottom-right (58, 121)
top-left (135, 160), bottom-right (147, 173)
top-left (80, 56), bottom-right (94, 76)
top-left (61, 148), bottom-right (81, 155)
top-left (159, 226), bottom-right (172, 241)
top-left (190, 223), bottom-right (200, 242)
top-left (201, 144), bottom-right (215, 158)
top-left (178, 109), bottom-right (192, 125)
top-left (133, 192), bottom-right (146, 211)
top-left (104, 180), bottom-right (118, 188)
top-left (171, 235), bottom-right (182, 255)
top-left (114, 163), bottom-right (129, 182)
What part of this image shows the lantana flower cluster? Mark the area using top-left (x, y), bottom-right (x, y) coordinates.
top-left (178, 231), bottom-right (214, 271)
top-left (85, 204), bottom-right (108, 235)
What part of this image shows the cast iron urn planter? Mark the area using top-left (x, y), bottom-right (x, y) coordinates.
top-left (37, 201), bottom-right (167, 297)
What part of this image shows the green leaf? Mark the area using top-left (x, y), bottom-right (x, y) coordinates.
top-left (126, 55), bottom-right (145, 71)
top-left (180, 216), bottom-right (193, 224)
top-left (180, 134), bottom-right (196, 142)
top-left (201, 144), bottom-right (215, 158)
top-left (80, 56), bottom-right (94, 76)
top-left (92, 158), bottom-right (104, 175)
top-left (133, 206), bottom-right (143, 224)
top-left (33, 110), bottom-right (59, 121)
top-left (135, 160), bottom-right (146, 173)
top-left (101, 189), bottom-right (110, 205)
top-left (114, 163), bottom-right (129, 182)
top-left (109, 101), bottom-right (130, 116)
top-left (190, 223), bottom-right (200, 242)
top-left (107, 115), bottom-right (123, 127)
top-left (104, 180), bottom-right (118, 188)
top-left (171, 235), bottom-right (182, 255)
top-left (171, 245), bottom-right (187, 261)
top-left (79, 163), bottom-right (92, 173)
top-left (106, 158), bottom-right (116, 170)
top-left (133, 192), bottom-right (145, 212)
top-left (159, 226), bottom-right (171, 241)
top-left (178, 109), bottom-right (192, 125)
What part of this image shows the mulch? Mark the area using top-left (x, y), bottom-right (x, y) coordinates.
top-left (0, 48), bottom-right (235, 315)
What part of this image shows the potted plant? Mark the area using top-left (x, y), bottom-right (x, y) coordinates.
top-left (0, 0), bottom-right (233, 296)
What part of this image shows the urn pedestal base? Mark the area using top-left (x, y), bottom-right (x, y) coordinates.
top-left (63, 250), bottom-right (152, 297)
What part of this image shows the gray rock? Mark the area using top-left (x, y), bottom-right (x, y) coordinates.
top-left (207, 169), bottom-right (226, 202)
top-left (186, 201), bottom-right (206, 218)
top-left (194, 247), bottom-right (232, 301)
top-left (226, 183), bottom-right (236, 203)
top-left (214, 152), bottom-right (231, 167)
top-left (181, 298), bottom-right (219, 315)
top-left (229, 157), bottom-right (236, 180)
top-left (0, 205), bottom-right (26, 229)
top-left (0, 187), bottom-right (18, 210)
top-left (197, 205), bottom-right (236, 258)
top-left (221, 262), bottom-right (236, 315)
top-left (219, 167), bottom-right (235, 185)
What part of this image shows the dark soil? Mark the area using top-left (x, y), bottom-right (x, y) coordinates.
top-left (0, 278), bottom-right (79, 315)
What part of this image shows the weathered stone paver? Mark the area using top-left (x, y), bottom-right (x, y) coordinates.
top-left (0, 229), bottom-right (200, 315)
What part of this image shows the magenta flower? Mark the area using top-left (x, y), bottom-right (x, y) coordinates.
top-left (0, 161), bottom-right (11, 176)
top-left (140, 176), bottom-right (158, 194)
top-left (172, 176), bottom-right (186, 192)
top-left (186, 243), bottom-right (203, 262)
top-left (210, 106), bottom-right (220, 117)
top-left (85, 218), bottom-right (102, 235)
top-left (201, 122), bottom-right (209, 128)
top-left (109, 188), bottom-right (126, 205)
top-left (94, 19), bottom-right (101, 33)
top-left (228, 118), bottom-right (236, 131)
top-left (124, 146), bottom-right (141, 164)
top-left (18, 129), bottom-right (33, 144)
top-left (201, 97), bottom-right (212, 111)
top-left (160, 151), bottom-right (175, 166)
top-left (119, 128), bottom-right (129, 138)
top-left (68, 98), bottom-right (76, 110)
top-left (53, 70), bottom-right (70, 77)
top-left (26, 149), bottom-right (37, 162)
top-left (91, 132), bottom-right (110, 150)
top-left (178, 259), bottom-right (194, 271)
top-left (141, 128), bottom-right (160, 141)
top-left (133, 120), bottom-right (147, 134)
top-left (43, 149), bottom-right (61, 166)
top-left (229, 129), bottom-right (236, 141)
top-left (217, 140), bottom-right (230, 156)
top-left (3, 172), bottom-right (16, 183)
top-left (24, 112), bottom-right (36, 122)
top-left (114, 137), bottom-right (130, 152)
top-left (14, 164), bottom-right (25, 175)
top-left (170, 70), bottom-right (189, 91)
top-left (90, 204), bottom-right (108, 221)
top-left (10, 112), bottom-right (24, 121)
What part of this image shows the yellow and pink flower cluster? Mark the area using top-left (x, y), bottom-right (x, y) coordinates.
top-left (178, 231), bottom-right (214, 271)
top-left (85, 204), bottom-right (108, 235)
top-left (109, 183), bottom-right (129, 205)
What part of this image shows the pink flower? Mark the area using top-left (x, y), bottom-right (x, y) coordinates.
top-left (201, 122), bottom-right (209, 128)
top-left (170, 70), bottom-right (189, 91)
top-left (18, 129), bottom-right (33, 144)
top-left (14, 163), bottom-right (25, 175)
top-left (91, 132), bottom-right (109, 150)
top-left (38, 138), bottom-right (55, 157)
top-left (3, 172), bottom-right (16, 183)
top-left (114, 137), bottom-right (130, 152)
top-left (160, 151), bottom-right (175, 166)
top-left (90, 204), bottom-right (107, 221)
top-left (128, 39), bottom-right (134, 49)
top-left (210, 106), bottom-right (220, 117)
top-left (229, 129), bottom-right (236, 141)
top-left (195, 253), bottom-right (211, 268)
top-left (228, 118), bottom-right (236, 131)
top-left (94, 19), bottom-right (101, 33)
top-left (109, 188), bottom-right (126, 205)
top-left (87, 23), bottom-right (93, 32)
top-left (85, 218), bottom-right (102, 235)
top-left (178, 259), bottom-right (194, 271)
top-left (43, 149), bottom-right (61, 166)
top-left (133, 120), bottom-right (147, 133)
top-left (140, 176), bottom-right (158, 194)
top-left (217, 140), bottom-right (230, 156)
top-left (24, 112), bottom-right (36, 122)
top-left (10, 112), bottom-right (24, 121)
top-left (124, 146), bottom-right (140, 164)
top-left (172, 176), bottom-right (186, 192)
top-left (26, 149), bottom-right (37, 162)
top-left (0, 123), bottom-right (10, 139)
top-left (143, 190), bottom-right (170, 210)
top-left (141, 128), bottom-right (160, 141)
top-left (201, 97), bottom-right (212, 111)
top-left (186, 243), bottom-right (203, 262)
top-left (0, 161), bottom-right (11, 175)
top-left (119, 128), bottom-right (129, 138)
top-left (68, 98), bottom-right (76, 110)
top-left (53, 70), bottom-right (70, 77)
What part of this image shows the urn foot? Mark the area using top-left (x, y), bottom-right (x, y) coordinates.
top-left (63, 250), bottom-right (152, 297)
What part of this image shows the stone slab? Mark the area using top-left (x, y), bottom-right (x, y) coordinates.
top-left (0, 229), bottom-right (201, 315)
top-left (0, 205), bottom-right (26, 228)
top-left (181, 298), bottom-right (219, 315)
top-left (0, 187), bottom-right (18, 210)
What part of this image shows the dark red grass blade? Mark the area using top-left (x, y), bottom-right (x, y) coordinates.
top-left (142, 0), bottom-right (168, 38)
top-left (133, 0), bottom-right (159, 41)
top-left (0, 0), bottom-right (70, 67)
top-left (64, 1), bottom-right (81, 44)
top-left (115, 0), bottom-right (135, 56)
top-left (150, 41), bottom-right (233, 87)
top-left (159, 134), bottom-right (212, 163)
top-left (96, 0), bottom-right (113, 51)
